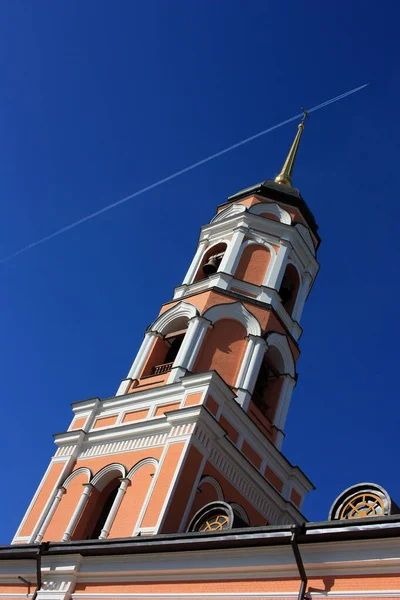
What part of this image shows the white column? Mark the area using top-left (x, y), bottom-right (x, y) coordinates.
top-left (98, 478), bottom-right (131, 539)
top-left (61, 483), bottom-right (93, 542)
top-left (291, 272), bottom-right (313, 323)
top-left (167, 316), bottom-right (211, 383)
top-left (235, 335), bottom-right (267, 410)
top-left (182, 241), bottom-right (208, 285)
top-left (34, 487), bottom-right (65, 543)
top-left (266, 240), bottom-right (291, 289)
top-left (218, 228), bottom-right (246, 275)
top-left (126, 331), bottom-right (161, 380)
top-left (273, 374), bottom-right (296, 450)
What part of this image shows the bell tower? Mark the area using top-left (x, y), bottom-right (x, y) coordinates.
top-left (13, 116), bottom-right (320, 544)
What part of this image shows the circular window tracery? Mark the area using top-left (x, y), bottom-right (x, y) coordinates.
top-left (187, 500), bottom-right (249, 533)
top-left (339, 493), bottom-right (384, 519)
top-left (198, 513), bottom-right (230, 532)
top-left (328, 482), bottom-right (396, 521)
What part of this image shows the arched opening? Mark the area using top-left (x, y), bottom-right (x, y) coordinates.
top-left (278, 264), bottom-right (300, 316)
top-left (234, 244), bottom-right (271, 287)
top-left (72, 477), bottom-right (121, 541)
top-left (86, 480), bottom-right (119, 540)
top-left (193, 243), bottom-right (227, 282)
top-left (193, 319), bottom-right (247, 387)
top-left (141, 317), bottom-right (189, 377)
top-left (252, 355), bottom-right (283, 423)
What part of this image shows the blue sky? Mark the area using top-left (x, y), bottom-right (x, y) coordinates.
top-left (1, 1), bottom-right (399, 542)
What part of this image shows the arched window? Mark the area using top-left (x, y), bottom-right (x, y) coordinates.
top-left (278, 264), bottom-right (300, 316)
top-left (85, 479), bottom-right (120, 540)
top-left (193, 243), bottom-right (227, 282)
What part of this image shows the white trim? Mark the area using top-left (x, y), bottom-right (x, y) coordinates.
top-left (249, 201), bottom-right (292, 225)
top-left (126, 331), bottom-right (161, 382)
top-left (91, 463), bottom-right (127, 490)
top-left (62, 483), bottom-right (93, 542)
top-left (154, 438), bottom-right (191, 534)
top-left (295, 222), bottom-right (315, 254)
top-left (133, 443), bottom-right (169, 534)
top-left (233, 238), bottom-right (276, 288)
top-left (198, 475), bottom-right (224, 501)
top-left (182, 241), bottom-right (208, 285)
top-left (210, 203), bottom-right (247, 224)
top-left (235, 335), bottom-right (268, 406)
top-left (202, 302), bottom-right (261, 336)
top-left (265, 332), bottom-right (295, 378)
top-left (150, 301), bottom-right (199, 335)
top-left (167, 316), bottom-right (211, 384)
top-left (34, 486), bottom-right (65, 543)
top-left (179, 454), bottom-right (208, 532)
top-left (99, 478), bottom-right (131, 539)
top-left (63, 467), bottom-right (92, 488)
top-left (218, 228), bottom-right (246, 275)
top-left (127, 458), bottom-right (159, 480)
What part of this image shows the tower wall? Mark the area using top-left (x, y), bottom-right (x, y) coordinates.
top-left (13, 187), bottom-right (319, 545)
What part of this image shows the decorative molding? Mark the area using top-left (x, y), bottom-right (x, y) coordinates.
top-left (194, 425), bottom-right (281, 524)
top-left (264, 332), bottom-right (296, 378)
top-left (198, 475), bottom-right (224, 501)
top-left (79, 433), bottom-right (169, 459)
top-left (295, 222), bottom-right (315, 254)
top-left (127, 457), bottom-right (159, 480)
top-left (91, 463), bottom-right (127, 489)
top-left (203, 302), bottom-right (262, 337)
top-left (210, 203), bottom-right (247, 224)
top-left (249, 201), bottom-right (292, 225)
top-left (150, 301), bottom-right (199, 335)
top-left (63, 467), bottom-right (92, 488)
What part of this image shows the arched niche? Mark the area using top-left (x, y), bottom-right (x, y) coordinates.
top-left (194, 318), bottom-right (248, 387)
top-left (279, 263), bottom-right (301, 317)
top-left (234, 243), bottom-right (272, 287)
top-left (252, 333), bottom-right (295, 424)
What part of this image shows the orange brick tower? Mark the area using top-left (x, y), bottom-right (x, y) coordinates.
top-left (13, 113), bottom-right (320, 545)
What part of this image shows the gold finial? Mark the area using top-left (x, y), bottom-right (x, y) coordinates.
top-left (274, 108), bottom-right (308, 187)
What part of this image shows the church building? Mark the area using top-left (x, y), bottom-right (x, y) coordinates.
top-left (1, 115), bottom-right (399, 600)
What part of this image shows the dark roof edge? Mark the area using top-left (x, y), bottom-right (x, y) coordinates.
top-left (2, 517), bottom-right (400, 560)
top-left (224, 180), bottom-right (321, 246)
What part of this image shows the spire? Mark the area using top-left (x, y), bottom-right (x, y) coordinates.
top-left (274, 108), bottom-right (308, 187)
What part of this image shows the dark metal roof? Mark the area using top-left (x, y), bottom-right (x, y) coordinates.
top-left (224, 179), bottom-right (320, 246)
top-left (1, 516), bottom-right (400, 560)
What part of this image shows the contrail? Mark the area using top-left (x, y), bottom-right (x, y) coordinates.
top-left (1, 83), bottom-right (369, 263)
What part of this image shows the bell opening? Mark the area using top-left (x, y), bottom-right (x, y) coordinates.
top-left (202, 253), bottom-right (223, 276)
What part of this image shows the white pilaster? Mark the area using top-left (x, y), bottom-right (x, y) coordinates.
top-left (125, 331), bottom-right (161, 383)
top-left (292, 271), bottom-right (313, 323)
top-left (98, 478), bottom-right (130, 539)
top-left (182, 241), bottom-right (208, 285)
top-left (167, 316), bottom-right (211, 383)
top-left (61, 483), bottom-right (93, 542)
top-left (235, 335), bottom-right (268, 410)
top-left (34, 487), bottom-right (65, 543)
top-left (218, 227), bottom-right (246, 275)
top-left (266, 240), bottom-right (291, 290)
top-left (273, 374), bottom-right (297, 450)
